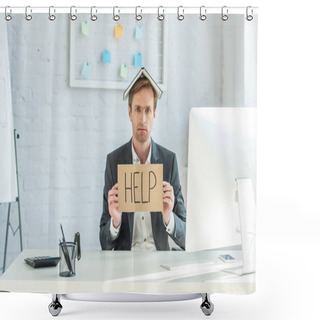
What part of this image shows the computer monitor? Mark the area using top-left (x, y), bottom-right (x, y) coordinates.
top-left (186, 107), bottom-right (256, 273)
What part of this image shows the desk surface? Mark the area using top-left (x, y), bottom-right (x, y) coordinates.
top-left (0, 249), bottom-right (254, 294)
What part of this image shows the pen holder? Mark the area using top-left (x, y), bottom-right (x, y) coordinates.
top-left (59, 241), bottom-right (77, 277)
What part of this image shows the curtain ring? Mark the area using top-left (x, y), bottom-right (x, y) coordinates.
top-left (177, 6), bottom-right (184, 21)
top-left (25, 6), bottom-right (32, 21)
top-left (49, 6), bottom-right (56, 21)
top-left (113, 6), bottom-right (120, 21)
top-left (200, 6), bottom-right (207, 21)
top-left (246, 6), bottom-right (254, 21)
top-left (135, 6), bottom-right (142, 21)
top-left (91, 6), bottom-right (98, 21)
top-left (5, 6), bottom-right (12, 21)
top-left (70, 6), bottom-right (77, 21)
top-left (221, 6), bottom-right (228, 21)
top-left (157, 6), bottom-right (164, 21)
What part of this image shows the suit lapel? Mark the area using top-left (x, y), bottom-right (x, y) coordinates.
top-left (151, 138), bottom-right (160, 164)
top-left (122, 138), bottom-right (133, 165)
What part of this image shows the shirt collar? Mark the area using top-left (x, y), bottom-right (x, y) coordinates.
top-left (131, 141), bottom-right (152, 165)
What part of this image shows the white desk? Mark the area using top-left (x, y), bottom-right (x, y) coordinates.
top-left (0, 248), bottom-right (254, 294)
top-left (0, 249), bottom-right (254, 316)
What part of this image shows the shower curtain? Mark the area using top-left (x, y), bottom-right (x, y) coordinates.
top-left (0, 8), bottom-right (257, 295)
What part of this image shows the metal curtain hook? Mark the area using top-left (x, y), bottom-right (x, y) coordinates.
top-left (49, 6), bottom-right (56, 21)
top-left (25, 6), bottom-right (32, 21)
top-left (246, 6), bottom-right (254, 21)
top-left (135, 6), bottom-right (142, 21)
top-left (5, 6), bottom-right (12, 21)
top-left (177, 6), bottom-right (184, 21)
top-left (70, 6), bottom-right (77, 21)
top-left (113, 6), bottom-right (120, 21)
top-left (91, 6), bottom-right (98, 21)
top-left (221, 6), bottom-right (228, 21)
top-left (158, 6), bottom-right (164, 21)
top-left (200, 6), bottom-right (207, 21)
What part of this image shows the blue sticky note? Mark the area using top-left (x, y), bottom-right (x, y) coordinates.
top-left (81, 62), bottom-right (91, 79)
top-left (134, 53), bottom-right (142, 67)
top-left (102, 50), bottom-right (111, 64)
top-left (135, 25), bottom-right (143, 40)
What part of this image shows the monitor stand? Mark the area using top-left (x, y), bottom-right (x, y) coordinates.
top-left (223, 178), bottom-right (256, 276)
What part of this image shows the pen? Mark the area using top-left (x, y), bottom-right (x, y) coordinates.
top-left (60, 223), bottom-right (66, 243)
top-left (75, 232), bottom-right (81, 260)
top-left (71, 232), bottom-right (81, 260)
top-left (72, 232), bottom-right (81, 261)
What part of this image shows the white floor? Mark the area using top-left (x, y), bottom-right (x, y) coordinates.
top-left (1, 240), bottom-right (318, 320)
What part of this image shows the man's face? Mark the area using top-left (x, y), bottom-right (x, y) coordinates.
top-left (129, 87), bottom-right (156, 144)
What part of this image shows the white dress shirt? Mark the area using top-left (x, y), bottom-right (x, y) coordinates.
top-left (109, 141), bottom-right (175, 251)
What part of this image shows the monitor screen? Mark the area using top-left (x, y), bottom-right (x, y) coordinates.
top-left (186, 107), bottom-right (256, 252)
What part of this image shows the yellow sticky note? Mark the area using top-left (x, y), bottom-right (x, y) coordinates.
top-left (81, 21), bottom-right (90, 36)
top-left (115, 24), bottom-right (123, 39)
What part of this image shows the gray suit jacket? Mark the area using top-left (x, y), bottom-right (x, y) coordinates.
top-left (99, 138), bottom-right (186, 250)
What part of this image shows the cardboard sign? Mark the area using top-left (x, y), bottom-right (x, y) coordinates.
top-left (118, 164), bottom-right (163, 212)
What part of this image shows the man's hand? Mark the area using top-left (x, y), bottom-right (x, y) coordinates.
top-left (162, 181), bottom-right (174, 226)
top-left (108, 183), bottom-right (122, 228)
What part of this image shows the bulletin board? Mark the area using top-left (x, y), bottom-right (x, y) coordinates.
top-left (69, 15), bottom-right (168, 90)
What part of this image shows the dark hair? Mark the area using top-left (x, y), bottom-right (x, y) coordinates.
top-left (128, 78), bottom-right (158, 111)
